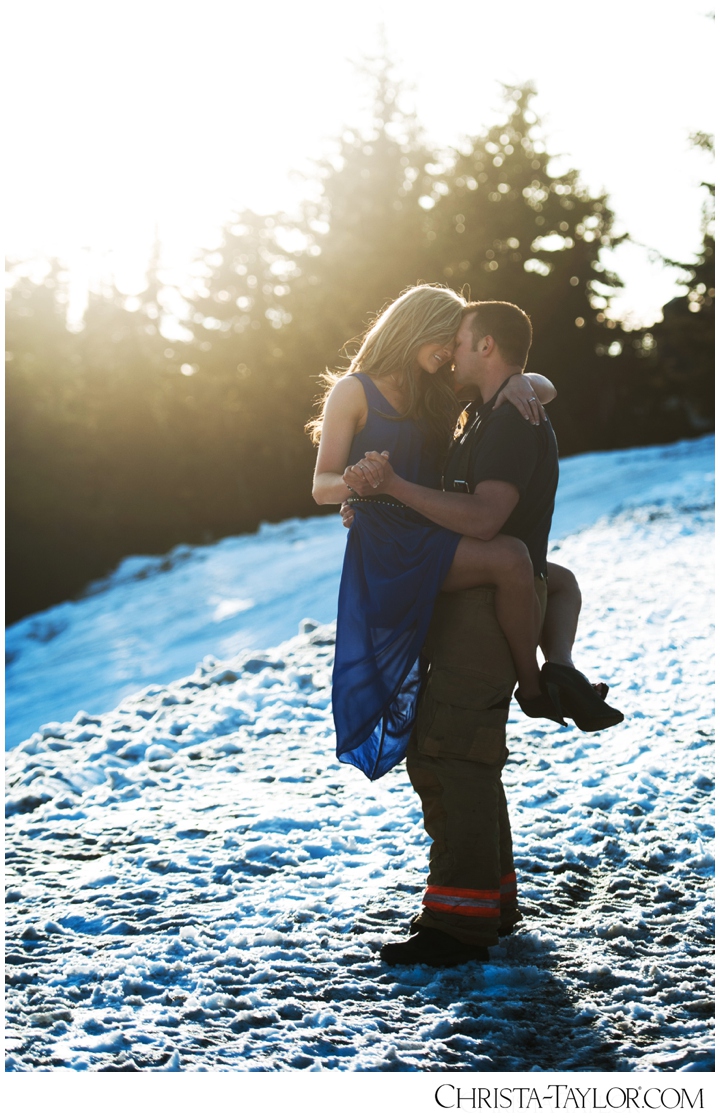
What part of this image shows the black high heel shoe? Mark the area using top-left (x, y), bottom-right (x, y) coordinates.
top-left (514, 680), bottom-right (567, 726)
top-left (541, 663), bottom-right (624, 732)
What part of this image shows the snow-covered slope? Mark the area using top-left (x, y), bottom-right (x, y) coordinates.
top-left (5, 435), bottom-right (714, 749)
top-left (5, 434), bottom-right (715, 1073)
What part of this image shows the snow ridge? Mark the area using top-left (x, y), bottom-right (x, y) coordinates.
top-left (5, 434), bottom-right (714, 749)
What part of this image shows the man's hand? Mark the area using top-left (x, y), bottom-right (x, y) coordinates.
top-left (342, 451), bottom-right (391, 496)
top-left (340, 501), bottom-right (355, 529)
top-left (493, 373), bottom-right (546, 425)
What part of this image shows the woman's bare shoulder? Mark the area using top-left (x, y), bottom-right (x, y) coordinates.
top-left (326, 373), bottom-right (366, 411)
top-left (329, 372), bottom-right (364, 395)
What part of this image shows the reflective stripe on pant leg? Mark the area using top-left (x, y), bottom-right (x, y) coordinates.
top-left (406, 744), bottom-right (504, 946)
top-left (500, 872), bottom-right (517, 904)
top-left (423, 884), bottom-right (501, 919)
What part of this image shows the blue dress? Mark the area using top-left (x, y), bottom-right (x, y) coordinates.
top-left (333, 373), bottom-right (462, 780)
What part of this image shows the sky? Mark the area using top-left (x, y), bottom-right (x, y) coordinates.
top-left (4, 0), bottom-right (715, 327)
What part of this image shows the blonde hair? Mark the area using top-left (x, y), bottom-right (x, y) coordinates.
top-left (307, 284), bottom-right (466, 450)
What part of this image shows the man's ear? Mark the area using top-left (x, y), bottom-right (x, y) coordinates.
top-left (480, 334), bottom-right (495, 356)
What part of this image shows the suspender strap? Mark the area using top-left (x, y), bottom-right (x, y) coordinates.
top-left (441, 377), bottom-right (516, 492)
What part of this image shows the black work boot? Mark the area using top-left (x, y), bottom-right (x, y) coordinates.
top-left (498, 910), bottom-right (523, 937)
top-left (380, 925), bottom-right (489, 966)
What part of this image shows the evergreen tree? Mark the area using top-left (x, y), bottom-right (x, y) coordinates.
top-left (178, 208), bottom-right (317, 529)
top-left (423, 84), bottom-right (625, 452)
top-left (608, 133), bottom-right (714, 446)
top-left (5, 67), bottom-right (714, 625)
top-left (6, 264), bottom-right (89, 619)
top-left (181, 54), bottom-right (441, 528)
top-left (6, 259), bottom-right (186, 621)
top-left (285, 53), bottom-right (438, 367)
top-left (652, 133), bottom-right (714, 431)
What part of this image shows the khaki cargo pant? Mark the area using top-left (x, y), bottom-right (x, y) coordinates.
top-left (406, 577), bottom-right (547, 947)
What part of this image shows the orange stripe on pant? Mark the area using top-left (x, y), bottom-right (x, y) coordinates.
top-left (500, 872), bottom-right (517, 899)
top-left (423, 884), bottom-right (502, 919)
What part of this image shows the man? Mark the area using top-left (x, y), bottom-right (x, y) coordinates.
top-left (348, 300), bottom-right (559, 966)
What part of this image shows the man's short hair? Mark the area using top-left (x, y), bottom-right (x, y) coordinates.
top-left (465, 301), bottom-right (533, 367)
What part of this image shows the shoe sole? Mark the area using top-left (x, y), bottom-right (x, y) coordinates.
top-left (566, 708), bottom-right (624, 733)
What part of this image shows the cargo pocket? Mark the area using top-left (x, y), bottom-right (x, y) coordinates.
top-left (429, 668), bottom-right (510, 711)
top-left (416, 668), bottom-right (510, 766)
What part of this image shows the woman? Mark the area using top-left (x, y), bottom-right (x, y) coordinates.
top-left (309, 285), bottom-right (620, 779)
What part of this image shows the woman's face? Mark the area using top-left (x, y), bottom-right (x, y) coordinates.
top-left (415, 339), bottom-right (454, 376)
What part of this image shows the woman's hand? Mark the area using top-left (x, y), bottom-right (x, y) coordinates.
top-left (362, 451), bottom-right (395, 492)
top-left (493, 373), bottom-right (547, 426)
top-left (343, 451), bottom-right (391, 496)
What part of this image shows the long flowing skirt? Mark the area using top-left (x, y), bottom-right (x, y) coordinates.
top-left (332, 503), bottom-right (461, 780)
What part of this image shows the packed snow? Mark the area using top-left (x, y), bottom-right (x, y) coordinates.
top-left (4, 435), bottom-right (715, 1072)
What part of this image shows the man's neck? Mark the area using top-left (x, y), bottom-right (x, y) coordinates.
top-left (477, 364), bottom-right (523, 404)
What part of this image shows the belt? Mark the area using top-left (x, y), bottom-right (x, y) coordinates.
top-left (346, 494), bottom-right (408, 508)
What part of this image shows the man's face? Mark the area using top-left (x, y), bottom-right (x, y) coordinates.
top-left (452, 315), bottom-right (484, 389)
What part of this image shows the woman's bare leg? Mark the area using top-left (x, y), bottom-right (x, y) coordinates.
top-left (541, 563), bottom-right (581, 667)
top-left (442, 535), bottom-right (542, 697)
top-left (542, 563), bottom-right (606, 696)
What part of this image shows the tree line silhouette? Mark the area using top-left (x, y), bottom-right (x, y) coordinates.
top-left (6, 75), bottom-right (714, 624)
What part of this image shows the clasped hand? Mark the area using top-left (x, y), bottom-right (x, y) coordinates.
top-left (342, 450), bottom-right (393, 497)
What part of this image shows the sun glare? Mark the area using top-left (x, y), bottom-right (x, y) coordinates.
top-left (4, 0), bottom-right (714, 326)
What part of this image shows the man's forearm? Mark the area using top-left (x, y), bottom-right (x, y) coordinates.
top-left (387, 476), bottom-right (500, 539)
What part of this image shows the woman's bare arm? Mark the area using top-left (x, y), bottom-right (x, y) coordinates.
top-left (312, 376), bottom-right (368, 505)
top-left (492, 372), bottom-right (557, 424)
top-left (525, 372), bottom-right (556, 404)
